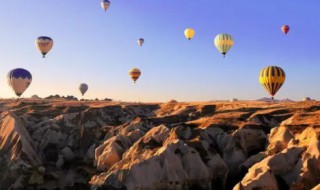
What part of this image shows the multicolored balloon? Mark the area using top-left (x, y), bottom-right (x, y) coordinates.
top-left (129, 68), bottom-right (141, 83)
top-left (214, 33), bottom-right (234, 57)
top-left (281, 25), bottom-right (290, 35)
top-left (101, 0), bottom-right (110, 12)
top-left (79, 83), bottom-right (88, 96)
top-left (7, 68), bottom-right (32, 97)
top-left (184, 28), bottom-right (195, 40)
top-left (35, 36), bottom-right (53, 58)
top-left (138, 38), bottom-right (144, 47)
top-left (259, 66), bottom-right (286, 99)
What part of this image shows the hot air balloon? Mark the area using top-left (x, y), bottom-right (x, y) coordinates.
top-left (184, 28), bottom-right (195, 40)
top-left (101, 0), bottom-right (110, 12)
top-left (230, 98), bottom-right (238, 102)
top-left (281, 25), bottom-right (290, 35)
top-left (302, 97), bottom-right (311, 101)
top-left (138, 38), bottom-right (144, 47)
top-left (79, 83), bottom-right (88, 96)
top-left (35, 36), bottom-right (53, 58)
top-left (129, 68), bottom-right (141, 83)
top-left (214, 33), bottom-right (234, 57)
top-left (259, 66), bottom-right (286, 100)
top-left (7, 68), bottom-right (32, 97)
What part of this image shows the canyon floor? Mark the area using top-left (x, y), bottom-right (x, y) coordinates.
top-left (0, 99), bottom-right (319, 190)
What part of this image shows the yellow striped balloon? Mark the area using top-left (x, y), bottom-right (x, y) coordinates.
top-left (129, 68), bottom-right (141, 83)
top-left (184, 28), bottom-right (195, 40)
top-left (259, 66), bottom-right (286, 99)
top-left (214, 33), bottom-right (234, 57)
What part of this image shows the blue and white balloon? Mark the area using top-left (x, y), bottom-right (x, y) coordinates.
top-left (137, 38), bottom-right (144, 47)
top-left (7, 68), bottom-right (32, 97)
top-left (101, 0), bottom-right (110, 12)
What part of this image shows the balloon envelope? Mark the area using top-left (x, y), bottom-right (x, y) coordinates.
top-left (138, 38), bottom-right (144, 47)
top-left (35, 36), bottom-right (53, 58)
top-left (7, 68), bottom-right (32, 97)
top-left (79, 83), bottom-right (88, 96)
top-left (184, 28), bottom-right (195, 40)
top-left (129, 68), bottom-right (141, 83)
top-left (259, 66), bottom-right (286, 99)
top-left (214, 33), bottom-right (234, 57)
top-left (281, 25), bottom-right (290, 35)
top-left (230, 98), bottom-right (238, 102)
top-left (303, 97), bottom-right (311, 101)
top-left (101, 0), bottom-right (110, 12)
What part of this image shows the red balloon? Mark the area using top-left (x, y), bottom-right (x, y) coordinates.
top-left (281, 25), bottom-right (290, 35)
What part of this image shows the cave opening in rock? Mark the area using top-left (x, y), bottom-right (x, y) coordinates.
top-left (43, 143), bottom-right (59, 162)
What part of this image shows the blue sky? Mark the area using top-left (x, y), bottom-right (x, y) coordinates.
top-left (0, 1), bottom-right (319, 101)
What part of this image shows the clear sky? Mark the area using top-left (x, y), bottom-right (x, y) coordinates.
top-left (0, 1), bottom-right (319, 102)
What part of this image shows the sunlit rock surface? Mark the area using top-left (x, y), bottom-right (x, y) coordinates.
top-left (0, 99), bottom-right (319, 190)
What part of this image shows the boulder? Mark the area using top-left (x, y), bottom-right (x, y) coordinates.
top-left (61, 147), bottom-right (75, 161)
top-left (0, 112), bottom-right (41, 166)
top-left (95, 135), bottom-right (132, 171)
top-left (224, 129), bottom-right (267, 175)
top-left (91, 140), bottom-right (213, 190)
top-left (267, 126), bottom-right (294, 154)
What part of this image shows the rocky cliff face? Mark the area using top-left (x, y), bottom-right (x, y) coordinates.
top-left (0, 100), bottom-right (319, 190)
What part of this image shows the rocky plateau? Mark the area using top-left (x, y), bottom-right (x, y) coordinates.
top-left (0, 99), bottom-right (319, 190)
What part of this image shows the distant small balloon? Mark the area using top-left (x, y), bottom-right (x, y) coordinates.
top-left (7, 68), bottom-right (32, 97)
top-left (129, 68), bottom-right (141, 83)
top-left (281, 25), bottom-right (290, 35)
top-left (138, 38), bottom-right (144, 47)
top-left (184, 28), bottom-right (195, 40)
top-left (101, 0), bottom-right (110, 12)
top-left (302, 97), bottom-right (311, 101)
top-left (79, 83), bottom-right (88, 96)
top-left (35, 36), bottom-right (53, 58)
top-left (230, 98), bottom-right (238, 102)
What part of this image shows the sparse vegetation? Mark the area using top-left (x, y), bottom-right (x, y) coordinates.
top-left (45, 95), bottom-right (78, 101)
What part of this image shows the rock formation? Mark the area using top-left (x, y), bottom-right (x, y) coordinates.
top-left (0, 100), bottom-right (319, 190)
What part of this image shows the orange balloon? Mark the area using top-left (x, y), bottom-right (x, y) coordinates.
top-left (129, 68), bottom-right (141, 83)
